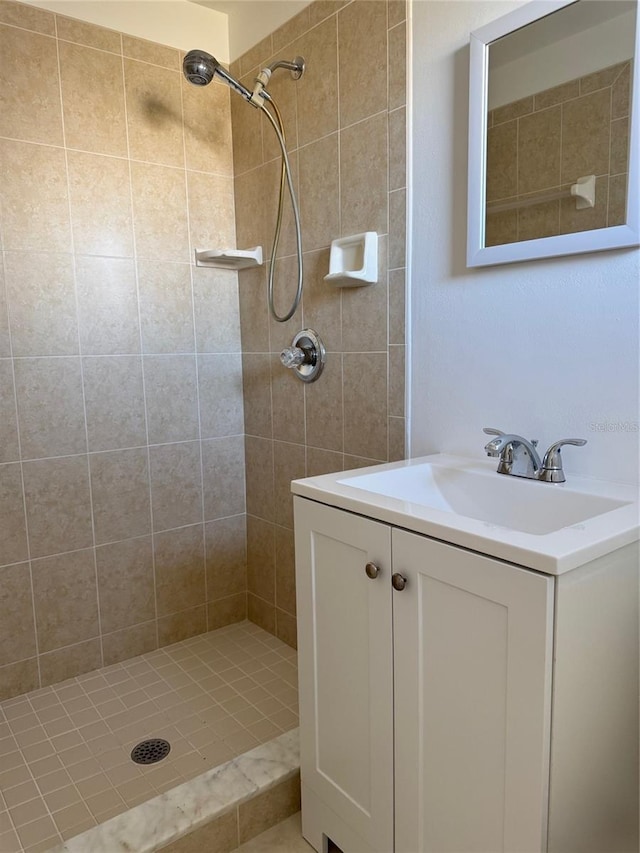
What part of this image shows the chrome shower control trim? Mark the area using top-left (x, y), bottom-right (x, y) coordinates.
top-left (280, 329), bottom-right (325, 383)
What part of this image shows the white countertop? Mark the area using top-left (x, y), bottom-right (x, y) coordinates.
top-left (291, 454), bottom-right (640, 574)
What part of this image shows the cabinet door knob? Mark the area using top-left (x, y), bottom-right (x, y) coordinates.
top-left (392, 572), bottom-right (407, 591)
top-left (365, 562), bottom-right (380, 579)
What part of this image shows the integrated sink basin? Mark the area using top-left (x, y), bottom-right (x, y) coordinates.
top-left (338, 461), bottom-right (628, 536)
top-left (292, 454), bottom-right (640, 573)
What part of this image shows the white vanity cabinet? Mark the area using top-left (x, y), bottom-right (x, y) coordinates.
top-left (294, 495), bottom-right (639, 853)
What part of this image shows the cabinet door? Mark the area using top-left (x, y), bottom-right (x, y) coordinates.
top-left (294, 498), bottom-right (394, 852)
top-left (393, 530), bottom-right (554, 853)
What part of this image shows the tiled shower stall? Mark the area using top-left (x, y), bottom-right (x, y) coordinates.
top-left (0, 0), bottom-right (406, 698)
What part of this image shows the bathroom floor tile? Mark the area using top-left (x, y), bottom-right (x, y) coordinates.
top-left (0, 622), bottom-right (297, 852)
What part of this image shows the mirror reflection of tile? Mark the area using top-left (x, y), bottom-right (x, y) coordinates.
top-left (485, 61), bottom-right (631, 246)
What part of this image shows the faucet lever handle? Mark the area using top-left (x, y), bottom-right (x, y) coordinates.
top-left (540, 438), bottom-right (587, 483)
top-left (483, 427), bottom-right (505, 437)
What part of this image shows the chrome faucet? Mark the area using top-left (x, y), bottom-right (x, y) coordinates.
top-left (483, 428), bottom-right (586, 483)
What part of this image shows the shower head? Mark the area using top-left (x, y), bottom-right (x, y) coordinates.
top-left (183, 49), bottom-right (252, 101)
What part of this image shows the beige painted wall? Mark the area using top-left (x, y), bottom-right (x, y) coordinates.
top-left (0, 1), bottom-right (246, 700)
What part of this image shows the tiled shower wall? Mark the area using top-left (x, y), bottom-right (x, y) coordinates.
top-left (0, 1), bottom-right (247, 700)
top-left (231, 0), bottom-right (407, 644)
top-left (486, 60), bottom-right (632, 246)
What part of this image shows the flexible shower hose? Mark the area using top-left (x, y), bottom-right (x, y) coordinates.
top-left (259, 97), bottom-right (304, 323)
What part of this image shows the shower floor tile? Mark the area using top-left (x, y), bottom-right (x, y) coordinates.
top-left (0, 622), bottom-right (298, 853)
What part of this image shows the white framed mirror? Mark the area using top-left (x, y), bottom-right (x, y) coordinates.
top-left (467, 0), bottom-right (640, 267)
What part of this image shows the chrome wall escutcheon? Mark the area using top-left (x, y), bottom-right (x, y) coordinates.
top-left (392, 573), bottom-right (407, 591)
top-left (365, 562), bottom-right (380, 579)
top-left (280, 328), bottom-right (326, 383)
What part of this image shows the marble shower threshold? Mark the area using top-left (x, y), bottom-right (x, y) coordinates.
top-left (0, 622), bottom-right (299, 853)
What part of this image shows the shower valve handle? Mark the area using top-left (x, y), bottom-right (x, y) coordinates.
top-left (280, 346), bottom-right (308, 369)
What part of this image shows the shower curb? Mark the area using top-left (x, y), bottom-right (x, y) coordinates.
top-left (46, 728), bottom-right (300, 853)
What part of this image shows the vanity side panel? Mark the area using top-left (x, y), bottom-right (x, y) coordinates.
top-left (548, 542), bottom-right (639, 853)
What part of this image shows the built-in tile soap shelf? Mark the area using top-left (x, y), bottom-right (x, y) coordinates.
top-left (324, 232), bottom-right (378, 286)
top-left (195, 247), bottom-right (263, 270)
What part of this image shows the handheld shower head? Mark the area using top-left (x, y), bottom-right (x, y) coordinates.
top-left (183, 49), bottom-right (253, 101)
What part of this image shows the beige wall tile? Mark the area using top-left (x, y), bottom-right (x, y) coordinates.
top-left (198, 354), bottom-right (244, 438)
top-left (0, 657), bottom-right (39, 701)
top-left (309, 0), bottom-right (349, 27)
top-left (82, 356), bottom-right (147, 452)
top-left (137, 261), bottom-right (194, 354)
top-left (23, 455), bottom-right (93, 558)
top-left (608, 173), bottom-right (628, 226)
top-left (273, 441), bottom-right (305, 529)
top-left (389, 267), bottom-right (405, 345)
top-left (96, 536), bottom-right (154, 633)
top-left (273, 5), bottom-right (310, 52)
top-left (14, 357), bottom-right (86, 460)
top-left (56, 16), bottom-right (121, 52)
top-left (267, 256), bottom-right (304, 355)
top-left (389, 106), bottom-right (406, 191)
top-left (611, 63), bottom-right (631, 119)
top-left (202, 436), bottom-right (245, 521)
top-left (301, 249), bottom-right (341, 353)
top-left (340, 112), bottom-right (388, 236)
top-left (271, 355), bottom-right (305, 445)
top-left (242, 353), bottom-right (273, 439)
top-left (158, 807), bottom-right (238, 852)
top-left (207, 593), bottom-right (247, 630)
top-left (0, 360), bottom-right (19, 463)
top-left (0, 1), bottom-right (54, 33)
top-left (0, 25), bottom-right (62, 145)
top-left (276, 609), bottom-right (297, 649)
top-left (89, 448), bottom-right (151, 544)
top-left (183, 77), bottom-right (233, 176)
top-left (246, 515), bottom-right (275, 602)
top-left (486, 120), bottom-right (517, 201)
top-left (342, 278), bottom-right (387, 354)
top-left (125, 59), bottom-right (184, 168)
top-left (205, 515), bottom-right (246, 600)
top-left (67, 151), bottom-right (134, 257)
top-left (388, 0), bottom-right (406, 27)
top-left (343, 352), bottom-right (387, 460)
top-left (295, 16), bottom-right (338, 148)
top-left (76, 257), bottom-right (140, 356)
top-left (299, 133), bottom-right (340, 252)
top-left (193, 268), bottom-right (241, 354)
top-left (143, 355), bottom-right (199, 444)
top-left (338, 1), bottom-right (387, 127)
top-left (388, 21), bottom-right (406, 111)
top-left (231, 77), bottom-right (263, 177)
top-left (32, 549), bottom-right (99, 652)
top-left (559, 174), bottom-right (608, 234)
top-left (239, 35), bottom-right (273, 77)
top-left (39, 639), bottom-right (101, 687)
top-left (244, 436), bottom-right (274, 521)
top-left (153, 524), bottom-right (205, 617)
top-left (305, 353), bottom-right (343, 452)
top-left (260, 61), bottom-right (298, 163)
top-left (518, 198), bottom-right (560, 243)
top-left (131, 161), bottom-right (190, 262)
top-left (485, 208), bottom-right (518, 247)
top-left (581, 61), bottom-right (628, 96)
top-left (247, 593), bottom-right (275, 634)
top-left (0, 140), bottom-right (71, 252)
top-left (157, 605), bottom-right (206, 647)
top-left (493, 95), bottom-right (533, 125)
top-left (305, 447), bottom-right (344, 477)
top-left (0, 562), bottom-right (36, 666)
top-left (518, 105), bottom-right (561, 193)
top-left (388, 415), bottom-right (405, 461)
top-left (102, 621), bottom-right (157, 666)
top-left (534, 81), bottom-right (577, 111)
top-left (59, 41), bottom-right (127, 156)
top-left (149, 441), bottom-right (203, 532)
top-left (275, 525), bottom-right (295, 615)
top-left (4, 252), bottom-right (78, 357)
top-left (238, 267), bottom-right (269, 354)
top-left (610, 116), bottom-right (630, 175)
top-left (388, 345), bottom-right (404, 418)
top-left (0, 463), bottom-right (28, 566)
top-left (187, 171), bottom-right (236, 253)
top-left (561, 89), bottom-right (610, 184)
top-left (0, 268), bottom-right (10, 358)
top-left (238, 772), bottom-right (301, 843)
top-left (122, 34), bottom-right (179, 69)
